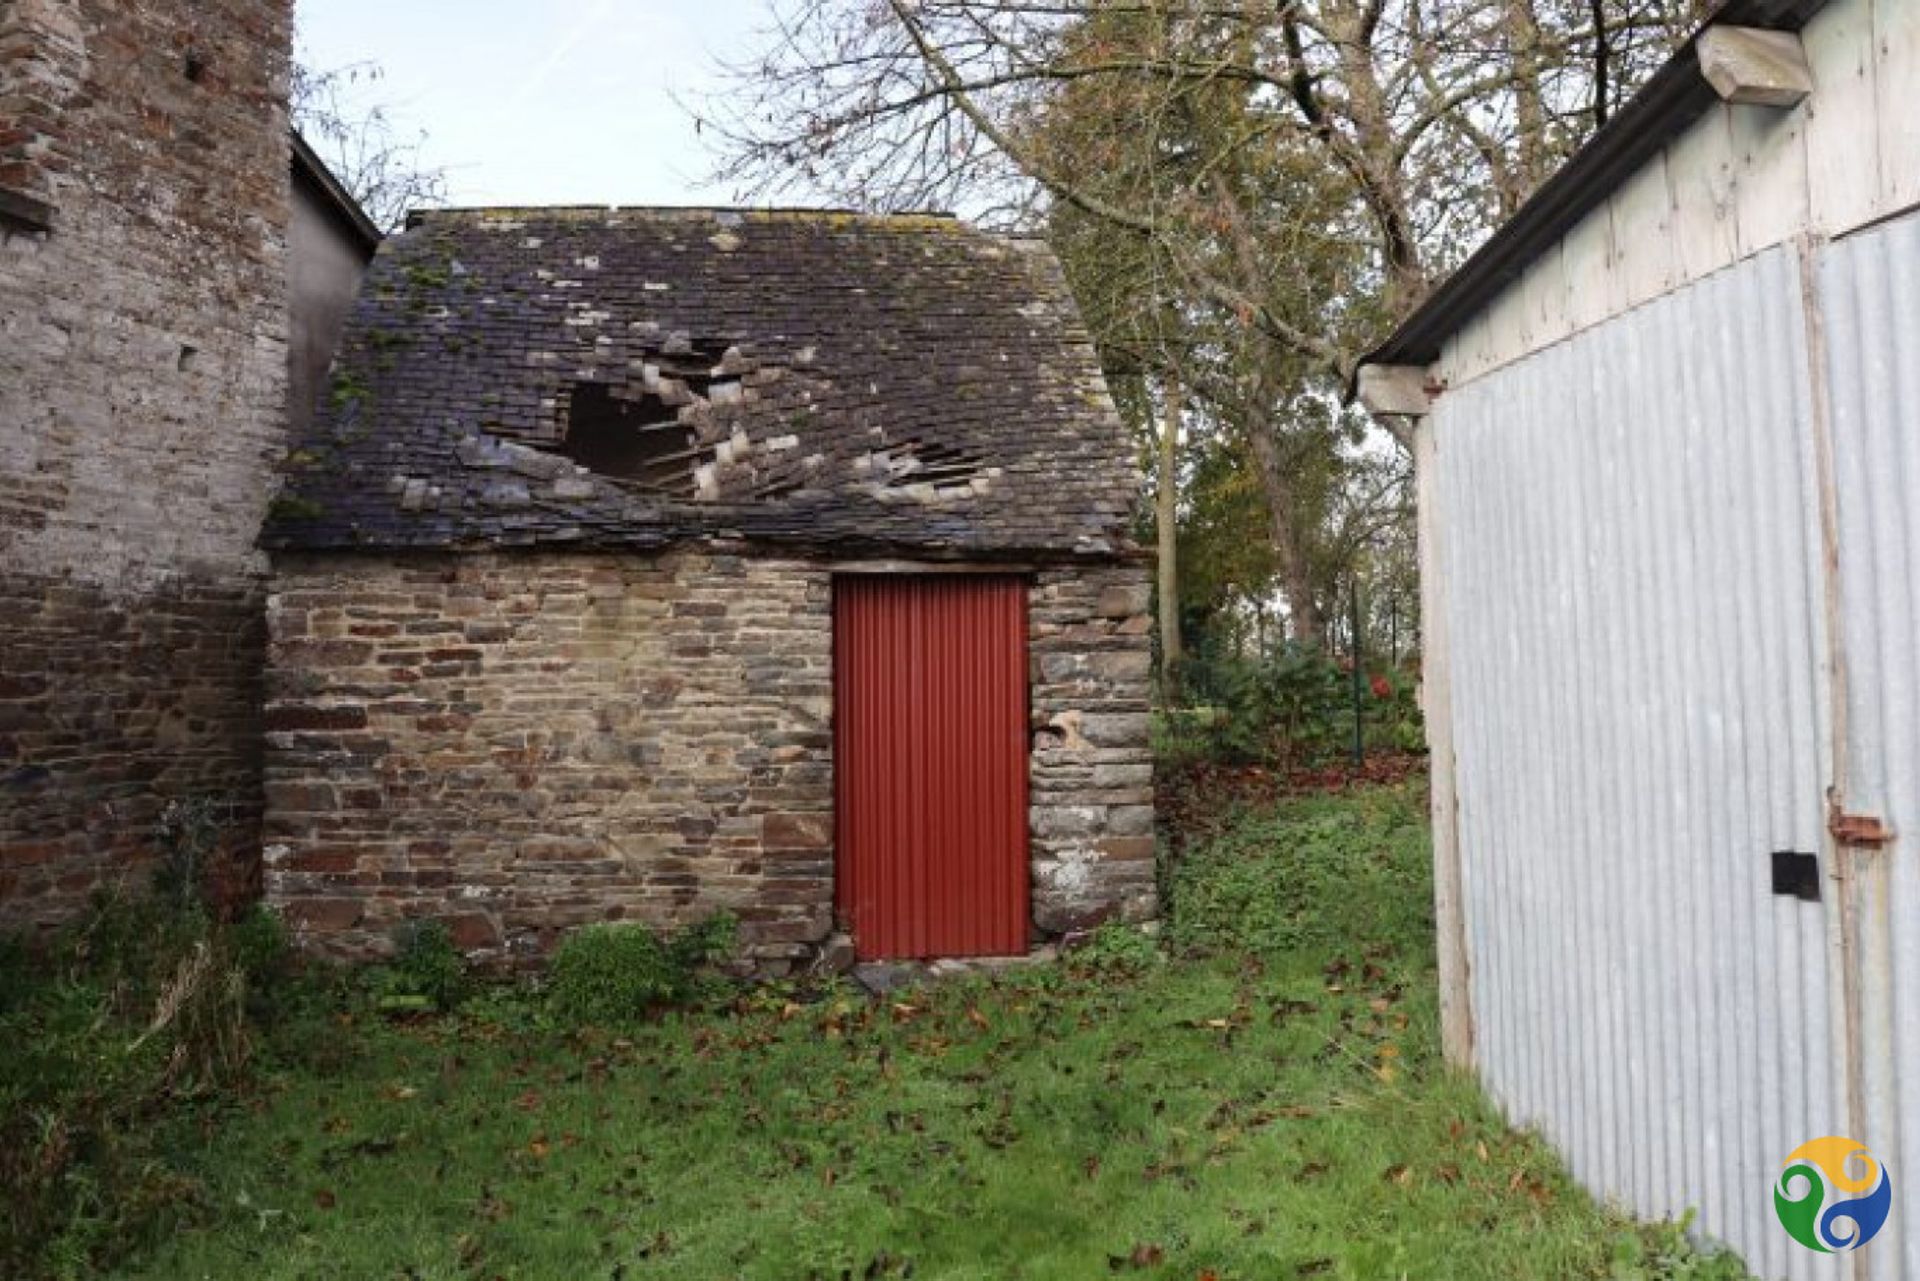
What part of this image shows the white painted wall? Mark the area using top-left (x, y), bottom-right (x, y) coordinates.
top-left (1435, 0), bottom-right (1920, 389)
top-left (288, 179), bottom-right (372, 433)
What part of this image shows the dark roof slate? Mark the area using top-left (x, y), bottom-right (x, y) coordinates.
top-left (264, 206), bottom-right (1140, 560)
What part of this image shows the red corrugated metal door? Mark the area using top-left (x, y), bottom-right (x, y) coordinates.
top-left (834, 575), bottom-right (1029, 960)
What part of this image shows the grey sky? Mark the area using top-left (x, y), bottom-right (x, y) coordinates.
top-left (295, 0), bottom-right (773, 208)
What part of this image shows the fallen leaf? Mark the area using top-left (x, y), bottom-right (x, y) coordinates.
top-left (1384, 1163), bottom-right (1413, 1185)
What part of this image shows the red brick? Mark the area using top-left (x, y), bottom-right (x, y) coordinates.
top-left (444, 912), bottom-right (502, 950)
top-left (285, 899), bottom-right (364, 931)
top-left (763, 812), bottom-right (832, 850)
top-left (265, 704), bottom-right (367, 732)
top-left (1096, 836), bottom-right (1157, 862)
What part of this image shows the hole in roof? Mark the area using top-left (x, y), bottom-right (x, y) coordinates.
top-left (859, 439), bottom-right (988, 495)
top-left (556, 383), bottom-right (698, 494)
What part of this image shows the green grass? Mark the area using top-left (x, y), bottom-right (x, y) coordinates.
top-left (121, 783), bottom-right (1748, 1280)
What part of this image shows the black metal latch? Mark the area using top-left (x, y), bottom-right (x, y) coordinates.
top-left (1772, 850), bottom-right (1822, 901)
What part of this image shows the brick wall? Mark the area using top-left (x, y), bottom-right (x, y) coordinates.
top-left (266, 552), bottom-right (1155, 966)
top-left (0, 0), bottom-right (293, 925)
top-left (1029, 564), bottom-right (1156, 931)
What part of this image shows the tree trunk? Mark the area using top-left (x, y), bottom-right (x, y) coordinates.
top-left (1156, 371), bottom-right (1184, 686)
top-left (1244, 418), bottom-right (1324, 648)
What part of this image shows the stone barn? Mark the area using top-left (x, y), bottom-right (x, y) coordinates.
top-left (260, 207), bottom-right (1155, 970)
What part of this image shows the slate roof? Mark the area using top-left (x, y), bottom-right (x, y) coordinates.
top-left (263, 206), bottom-right (1141, 560)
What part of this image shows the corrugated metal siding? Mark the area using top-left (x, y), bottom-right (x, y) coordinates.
top-left (1818, 210), bottom-right (1920, 1278)
top-left (1433, 245), bottom-right (1846, 1280)
top-left (833, 575), bottom-right (1029, 960)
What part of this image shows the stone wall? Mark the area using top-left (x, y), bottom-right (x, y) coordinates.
top-left (1029, 563), bottom-right (1156, 931)
top-left (0, 0), bottom-right (293, 925)
top-left (264, 552), bottom-right (837, 965)
top-left (266, 552), bottom-right (1155, 965)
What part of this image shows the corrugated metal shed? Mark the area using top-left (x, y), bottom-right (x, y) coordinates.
top-left (1818, 211), bottom-right (1920, 1279)
top-left (1433, 246), bottom-right (1846, 1279)
top-left (1359, 0), bottom-right (1920, 1273)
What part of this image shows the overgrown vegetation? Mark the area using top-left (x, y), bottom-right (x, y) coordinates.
top-left (548, 915), bottom-right (738, 1025)
top-left (364, 920), bottom-right (470, 1014)
top-left (0, 809), bottom-right (288, 1278)
top-left (1156, 640), bottom-right (1423, 770)
top-left (92, 783), bottom-right (1747, 1280)
top-left (0, 797), bottom-right (738, 1278)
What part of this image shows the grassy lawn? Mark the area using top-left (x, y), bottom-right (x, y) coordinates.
top-left (114, 783), bottom-right (1744, 1280)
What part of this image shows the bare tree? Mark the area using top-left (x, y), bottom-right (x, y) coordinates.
top-left (292, 58), bottom-right (448, 235)
top-left (710, 0), bottom-right (1702, 380)
top-left (705, 0), bottom-right (1703, 645)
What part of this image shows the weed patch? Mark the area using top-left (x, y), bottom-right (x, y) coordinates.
top-left (0, 892), bottom-right (286, 1277)
top-left (547, 913), bottom-right (737, 1026)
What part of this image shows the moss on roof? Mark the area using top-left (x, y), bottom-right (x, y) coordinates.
top-left (267, 206), bottom-right (1138, 560)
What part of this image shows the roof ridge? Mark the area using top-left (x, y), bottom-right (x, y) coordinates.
top-left (405, 204), bottom-right (963, 231)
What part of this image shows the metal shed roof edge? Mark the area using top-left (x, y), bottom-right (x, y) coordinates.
top-left (1361, 0), bottom-right (1831, 373)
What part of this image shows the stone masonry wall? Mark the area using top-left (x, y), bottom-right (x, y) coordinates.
top-left (266, 553), bottom-right (1155, 965)
top-left (0, 0), bottom-right (293, 925)
top-left (264, 552), bottom-right (837, 966)
top-left (1029, 562), bottom-right (1156, 931)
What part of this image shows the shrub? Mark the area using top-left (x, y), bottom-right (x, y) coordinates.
top-left (549, 914), bottom-right (737, 1026)
top-left (368, 920), bottom-right (469, 1013)
top-left (1065, 921), bottom-right (1163, 976)
top-left (1170, 639), bottom-right (1425, 769)
top-left (225, 903), bottom-right (290, 989)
